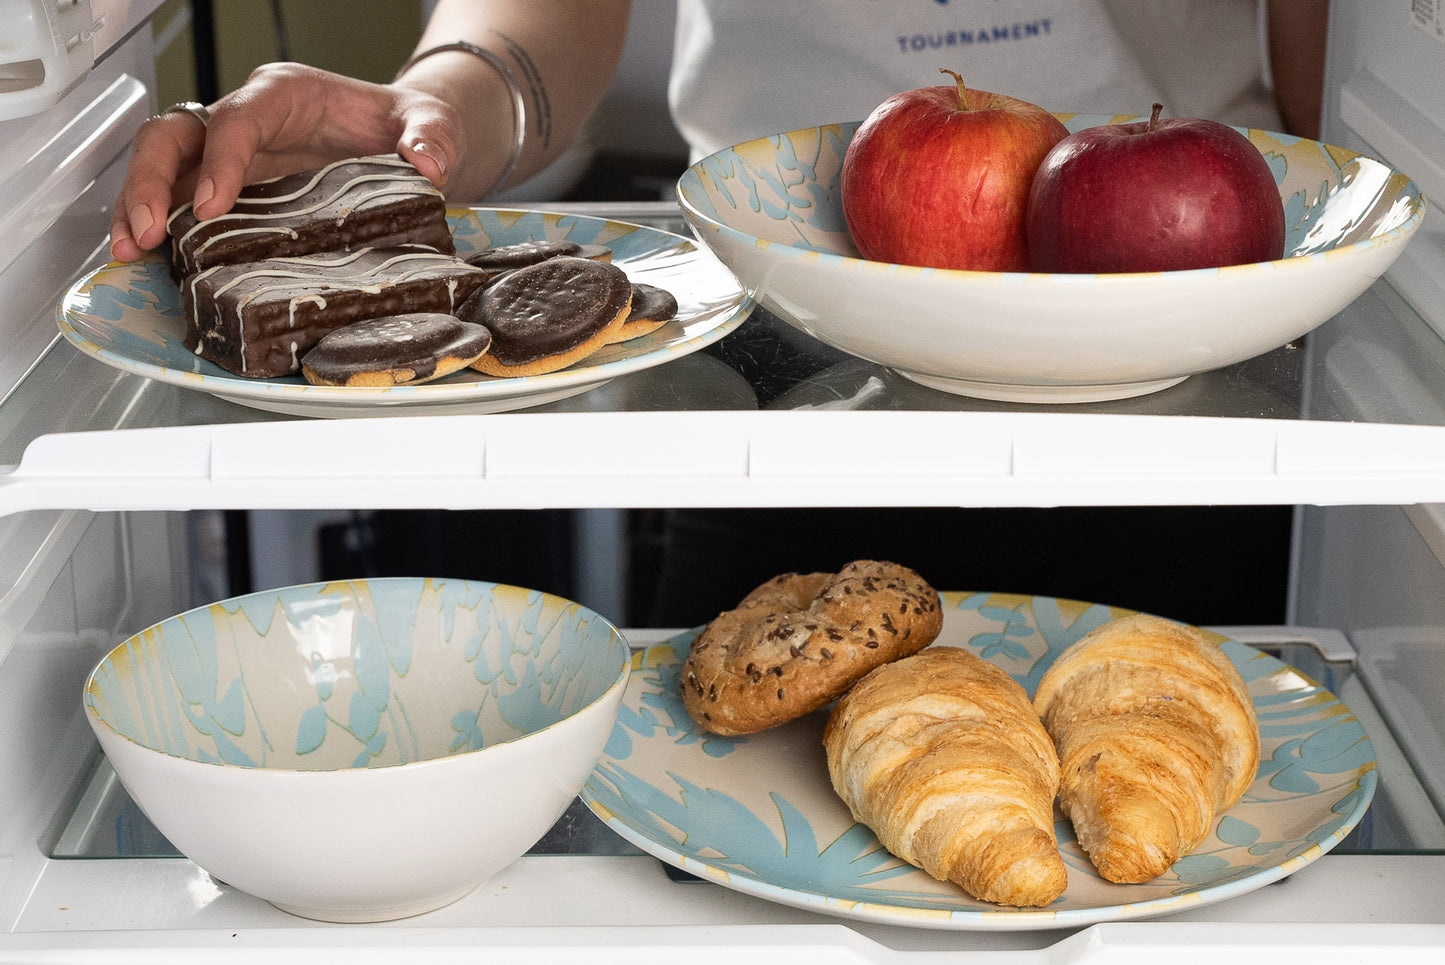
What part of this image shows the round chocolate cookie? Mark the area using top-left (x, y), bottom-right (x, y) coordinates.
top-left (464, 239), bottom-right (582, 273)
top-left (608, 281), bottom-right (678, 343)
top-left (299, 313), bottom-right (492, 387)
top-left (460, 256), bottom-right (633, 377)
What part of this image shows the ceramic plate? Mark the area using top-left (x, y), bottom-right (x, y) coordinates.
top-left (581, 591), bottom-right (1377, 930)
top-left (678, 117), bottom-right (1424, 403)
top-left (58, 209), bottom-right (751, 418)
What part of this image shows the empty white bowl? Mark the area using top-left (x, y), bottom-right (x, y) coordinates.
top-left (83, 577), bottom-right (630, 922)
top-left (677, 116), bottom-right (1425, 403)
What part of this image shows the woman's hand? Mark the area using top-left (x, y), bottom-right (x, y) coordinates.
top-left (109, 0), bottom-right (631, 263)
top-left (108, 62), bottom-right (465, 262)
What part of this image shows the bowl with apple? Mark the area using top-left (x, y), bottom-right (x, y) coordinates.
top-left (676, 79), bottom-right (1425, 404)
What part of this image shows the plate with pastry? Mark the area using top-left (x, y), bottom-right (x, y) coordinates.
top-left (58, 203), bottom-right (750, 418)
top-left (581, 578), bottom-right (1377, 930)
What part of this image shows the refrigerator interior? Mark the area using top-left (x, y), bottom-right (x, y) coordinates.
top-left (1, 1), bottom-right (1444, 959)
top-left (1291, 0), bottom-right (1445, 842)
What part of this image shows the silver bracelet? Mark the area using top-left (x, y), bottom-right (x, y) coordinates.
top-left (395, 41), bottom-right (527, 197)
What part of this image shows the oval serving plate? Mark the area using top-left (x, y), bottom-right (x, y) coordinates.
top-left (58, 208), bottom-right (751, 418)
top-left (581, 591), bottom-right (1377, 931)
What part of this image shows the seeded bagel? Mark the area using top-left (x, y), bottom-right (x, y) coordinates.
top-left (681, 560), bottom-right (943, 736)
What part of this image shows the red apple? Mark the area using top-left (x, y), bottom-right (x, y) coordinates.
top-left (841, 70), bottom-right (1068, 272)
top-left (1025, 104), bottom-right (1286, 273)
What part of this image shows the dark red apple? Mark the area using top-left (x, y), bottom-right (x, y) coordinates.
top-left (841, 69), bottom-right (1068, 272)
top-left (1025, 104), bottom-right (1286, 273)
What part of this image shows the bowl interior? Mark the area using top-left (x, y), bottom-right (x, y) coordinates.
top-left (85, 578), bottom-right (629, 771)
top-left (677, 115), bottom-right (1423, 271)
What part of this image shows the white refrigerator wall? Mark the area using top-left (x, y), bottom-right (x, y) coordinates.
top-left (0, 2), bottom-right (181, 924)
top-left (1320, 1), bottom-right (1445, 338)
top-left (0, 510), bottom-right (189, 924)
top-left (1290, 1), bottom-right (1445, 820)
top-left (0, 0), bottom-right (1440, 957)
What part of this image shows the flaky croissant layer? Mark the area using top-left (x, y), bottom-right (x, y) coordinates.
top-left (1034, 613), bottom-right (1261, 884)
top-left (824, 646), bottom-right (1067, 907)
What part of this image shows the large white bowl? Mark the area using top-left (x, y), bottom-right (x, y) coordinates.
top-left (83, 577), bottom-right (630, 922)
top-left (677, 117), bottom-right (1426, 403)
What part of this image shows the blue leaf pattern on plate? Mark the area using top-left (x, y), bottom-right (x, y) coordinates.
top-left (83, 259), bottom-right (180, 321)
top-left (610, 636), bottom-right (741, 760)
top-left (1257, 713), bottom-right (1376, 795)
top-left (587, 762), bottom-right (947, 906)
top-left (582, 591), bottom-right (1377, 929)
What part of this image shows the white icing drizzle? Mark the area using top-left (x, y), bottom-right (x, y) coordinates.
top-left (191, 225), bottom-right (300, 259)
top-left (199, 247), bottom-right (452, 301)
top-left (179, 174), bottom-right (428, 256)
top-left (233, 156), bottom-right (437, 208)
top-left (192, 247), bottom-right (483, 374)
top-left (171, 156), bottom-right (445, 268)
top-left (289, 294), bottom-right (328, 329)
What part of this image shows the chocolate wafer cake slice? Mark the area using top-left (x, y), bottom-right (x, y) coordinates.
top-left (183, 246), bottom-right (489, 379)
top-left (167, 154), bottom-right (454, 278)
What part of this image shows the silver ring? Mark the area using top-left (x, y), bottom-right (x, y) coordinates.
top-left (153, 101), bottom-right (211, 126)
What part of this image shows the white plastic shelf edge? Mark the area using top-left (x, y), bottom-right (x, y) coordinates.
top-left (0, 912), bottom-right (1440, 964)
top-left (5, 411), bottom-right (1445, 515)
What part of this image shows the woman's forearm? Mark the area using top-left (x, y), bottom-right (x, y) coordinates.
top-left (396, 0), bottom-right (631, 200)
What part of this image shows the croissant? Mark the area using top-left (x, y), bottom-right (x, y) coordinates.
top-left (823, 646), bottom-right (1067, 907)
top-left (1032, 613), bottom-right (1260, 884)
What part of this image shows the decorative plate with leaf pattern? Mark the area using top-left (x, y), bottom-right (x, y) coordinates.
top-left (58, 209), bottom-right (749, 418)
top-left (581, 592), bottom-right (1376, 930)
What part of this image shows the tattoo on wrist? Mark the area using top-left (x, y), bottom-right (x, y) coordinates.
top-left (490, 29), bottom-right (553, 151)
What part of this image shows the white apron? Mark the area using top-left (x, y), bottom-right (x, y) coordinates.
top-left (668, 0), bottom-right (1280, 159)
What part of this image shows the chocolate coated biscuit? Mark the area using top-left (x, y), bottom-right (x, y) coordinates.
top-left (300, 313), bottom-right (493, 387)
top-left (167, 155), bottom-right (453, 278)
top-left (464, 241), bottom-right (611, 280)
top-left (183, 246), bottom-right (488, 379)
top-left (465, 239), bottom-right (583, 273)
top-left (608, 281), bottom-right (678, 343)
top-left (460, 256), bottom-right (632, 377)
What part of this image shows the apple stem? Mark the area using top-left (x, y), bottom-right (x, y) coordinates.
top-left (939, 68), bottom-right (970, 111)
top-left (1148, 103), bottom-right (1164, 132)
